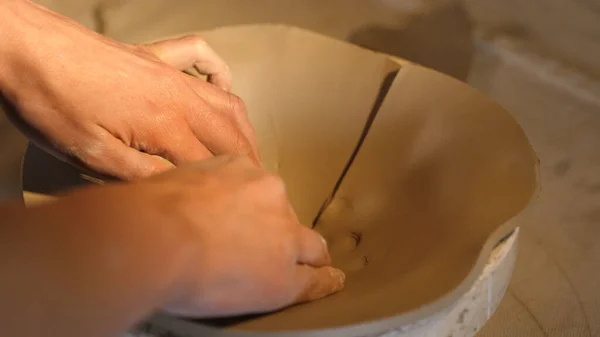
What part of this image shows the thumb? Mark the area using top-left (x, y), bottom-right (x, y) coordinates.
top-left (292, 265), bottom-right (345, 305)
top-left (296, 225), bottom-right (331, 267)
top-left (144, 35), bottom-right (232, 91)
top-left (78, 133), bottom-right (174, 181)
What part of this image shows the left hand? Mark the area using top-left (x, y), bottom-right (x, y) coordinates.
top-left (0, 0), bottom-right (260, 180)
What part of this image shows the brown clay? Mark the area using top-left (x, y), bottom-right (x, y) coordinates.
top-left (20, 25), bottom-right (539, 336)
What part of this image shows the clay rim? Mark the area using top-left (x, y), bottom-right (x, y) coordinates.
top-left (132, 81), bottom-right (543, 334)
top-left (144, 224), bottom-right (526, 337)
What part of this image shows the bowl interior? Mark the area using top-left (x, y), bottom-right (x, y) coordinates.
top-left (21, 25), bottom-right (538, 333)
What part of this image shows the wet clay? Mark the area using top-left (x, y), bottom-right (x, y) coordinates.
top-left (20, 25), bottom-right (539, 335)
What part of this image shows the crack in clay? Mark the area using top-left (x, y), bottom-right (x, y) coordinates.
top-left (312, 69), bottom-right (400, 229)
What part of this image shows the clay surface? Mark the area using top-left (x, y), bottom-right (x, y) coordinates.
top-left (21, 25), bottom-right (539, 335)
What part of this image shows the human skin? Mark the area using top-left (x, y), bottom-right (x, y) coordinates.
top-left (0, 156), bottom-right (345, 337)
top-left (0, 0), bottom-right (260, 180)
top-left (0, 1), bottom-right (345, 336)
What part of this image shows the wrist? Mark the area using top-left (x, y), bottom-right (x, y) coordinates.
top-left (1, 187), bottom-right (204, 335)
top-left (0, 0), bottom-right (36, 98)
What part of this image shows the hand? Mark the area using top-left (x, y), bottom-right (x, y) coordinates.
top-left (0, 0), bottom-right (260, 180)
top-left (29, 156), bottom-right (344, 319)
top-left (154, 156), bottom-right (345, 316)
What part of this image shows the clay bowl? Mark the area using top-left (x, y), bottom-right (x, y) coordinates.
top-left (20, 25), bottom-right (539, 336)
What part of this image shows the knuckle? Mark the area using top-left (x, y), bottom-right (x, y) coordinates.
top-left (233, 130), bottom-right (253, 156)
top-left (222, 63), bottom-right (231, 76)
top-left (227, 94), bottom-right (247, 116)
top-left (243, 172), bottom-right (289, 205)
top-left (187, 35), bottom-right (207, 47)
top-left (259, 173), bottom-right (286, 193)
top-left (188, 36), bottom-right (211, 56)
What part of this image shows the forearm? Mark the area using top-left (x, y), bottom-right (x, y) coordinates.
top-left (0, 0), bottom-right (87, 139)
top-left (0, 0), bottom-right (84, 102)
top-left (0, 0), bottom-right (33, 93)
top-left (0, 187), bottom-right (195, 337)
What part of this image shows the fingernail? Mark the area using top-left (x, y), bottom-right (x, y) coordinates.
top-left (319, 234), bottom-right (332, 265)
top-left (331, 268), bottom-right (346, 291)
top-left (319, 234), bottom-right (327, 247)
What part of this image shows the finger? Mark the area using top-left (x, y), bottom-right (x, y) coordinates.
top-left (292, 265), bottom-right (345, 304)
top-left (184, 155), bottom-right (260, 176)
top-left (296, 225), bottom-right (331, 267)
top-left (76, 130), bottom-right (174, 180)
top-left (146, 35), bottom-right (232, 91)
top-left (184, 98), bottom-right (257, 164)
top-left (182, 77), bottom-right (261, 164)
top-left (177, 155), bottom-right (265, 189)
top-left (160, 127), bottom-right (213, 165)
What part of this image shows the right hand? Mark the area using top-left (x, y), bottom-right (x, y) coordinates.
top-left (50, 155), bottom-right (345, 318)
